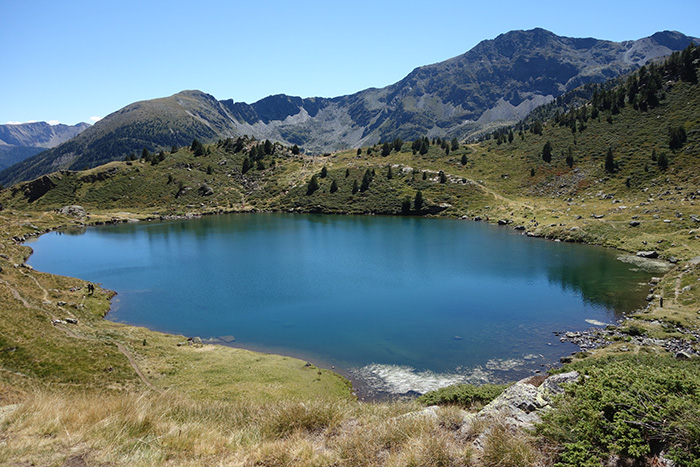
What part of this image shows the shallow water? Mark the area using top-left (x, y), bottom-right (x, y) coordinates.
top-left (27, 213), bottom-right (656, 396)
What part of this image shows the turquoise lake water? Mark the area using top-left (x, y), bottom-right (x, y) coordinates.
top-left (27, 213), bottom-right (656, 396)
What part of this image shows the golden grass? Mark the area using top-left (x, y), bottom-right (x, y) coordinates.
top-left (0, 390), bottom-right (559, 466)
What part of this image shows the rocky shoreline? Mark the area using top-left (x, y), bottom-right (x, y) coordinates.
top-left (556, 324), bottom-right (700, 362)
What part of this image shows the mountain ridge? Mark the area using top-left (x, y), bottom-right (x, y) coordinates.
top-left (1, 28), bottom-right (697, 186)
top-left (0, 121), bottom-right (89, 173)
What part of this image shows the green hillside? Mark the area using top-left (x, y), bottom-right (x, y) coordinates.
top-left (0, 45), bottom-right (699, 465)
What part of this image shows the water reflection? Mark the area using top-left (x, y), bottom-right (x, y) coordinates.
top-left (28, 213), bottom-right (654, 393)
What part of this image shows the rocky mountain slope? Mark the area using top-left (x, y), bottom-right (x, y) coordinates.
top-left (1, 28), bottom-right (697, 187)
top-left (0, 121), bottom-right (89, 173)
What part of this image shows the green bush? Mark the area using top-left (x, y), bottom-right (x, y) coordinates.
top-left (417, 383), bottom-right (507, 408)
top-left (538, 355), bottom-right (700, 466)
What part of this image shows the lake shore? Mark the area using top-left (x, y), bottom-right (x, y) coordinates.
top-left (10, 204), bottom-right (695, 400)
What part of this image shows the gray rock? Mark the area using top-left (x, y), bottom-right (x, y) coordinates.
top-left (675, 351), bottom-right (694, 360)
top-left (199, 183), bottom-right (214, 196)
top-left (629, 220), bottom-right (641, 227)
top-left (636, 250), bottom-right (659, 258)
top-left (468, 371), bottom-right (580, 430)
top-left (59, 205), bottom-right (87, 219)
top-left (539, 371), bottom-right (579, 398)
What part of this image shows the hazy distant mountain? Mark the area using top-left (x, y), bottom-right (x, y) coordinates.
top-left (1, 28), bottom-right (697, 186)
top-left (0, 121), bottom-right (89, 173)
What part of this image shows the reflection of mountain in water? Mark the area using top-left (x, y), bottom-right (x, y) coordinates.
top-left (93, 213), bottom-right (657, 317)
top-left (546, 253), bottom-right (656, 316)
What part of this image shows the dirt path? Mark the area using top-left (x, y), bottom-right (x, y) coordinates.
top-left (116, 343), bottom-right (162, 394)
top-left (1, 276), bottom-right (160, 394)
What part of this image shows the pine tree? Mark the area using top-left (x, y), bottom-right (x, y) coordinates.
top-left (264, 139), bottom-right (273, 155)
top-left (381, 141), bottom-right (392, 157)
top-left (461, 154), bottom-right (468, 166)
top-left (414, 190), bottom-right (423, 211)
top-left (542, 141), bottom-right (553, 163)
top-left (306, 175), bottom-right (319, 195)
top-left (191, 139), bottom-right (205, 157)
top-left (330, 179), bottom-right (338, 193)
top-left (401, 197), bottom-right (412, 214)
top-left (605, 148), bottom-right (616, 173)
top-left (531, 121), bottom-right (543, 135)
top-left (451, 138), bottom-right (459, 151)
top-left (242, 157), bottom-right (252, 174)
top-left (419, 138), bottom-right (429, 155)
top-left (668, 126), bottom-right (687, 150)
top-left (566, 146), bottom-right (574, 168)
top-left (360, 169), bottom-right (373, 192)
top-left (352, 180), bottom-right (359, 194)
top-left (320, 166), bottom-right (328, 178)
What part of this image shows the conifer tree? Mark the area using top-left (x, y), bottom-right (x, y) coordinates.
top-left (360, 169), bottom-right (372, 192)
top-left (381, 141), bottom-right (392, 157)
top-left (401, 197), bottom-right (412, 214)
top-left (605, 148), bottom-right (616, 173)
top-left (306, 175), bottom-right (319, 195)
top-left (542, 141), bottom-right (553, 163)
top-left (414, 190), bottom-right (423, 211)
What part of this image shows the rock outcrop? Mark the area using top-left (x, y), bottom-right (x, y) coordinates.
top-left (462, 371), bottom-right (580, 431)
top-left (59, 205), bottom-right (87, 219)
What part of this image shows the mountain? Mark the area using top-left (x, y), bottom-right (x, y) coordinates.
top-left (1, 28), bottom-right (697, 187)
top-left (0, 121), bottom-right (89, 173)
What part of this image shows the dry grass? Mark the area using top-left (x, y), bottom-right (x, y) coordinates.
top-left (0, 390), bottom-right (559, 466)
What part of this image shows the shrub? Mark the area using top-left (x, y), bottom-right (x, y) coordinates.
top-left (538, 355), bottom-right (700, 466)
top-left (417, 383), bottom-right (507, 408)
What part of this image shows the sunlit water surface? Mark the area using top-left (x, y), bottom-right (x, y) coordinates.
top-left (27, 213), bottom-right (658, 397)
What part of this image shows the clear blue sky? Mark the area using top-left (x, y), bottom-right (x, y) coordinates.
top-left (2, 0), bottom-right (699, 125)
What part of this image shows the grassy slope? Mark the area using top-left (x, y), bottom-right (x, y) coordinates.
top-left (0, 59), bottom-right (699, 465)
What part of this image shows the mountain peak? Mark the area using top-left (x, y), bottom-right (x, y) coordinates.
top-left (2, 29), bottom-right (698, 186)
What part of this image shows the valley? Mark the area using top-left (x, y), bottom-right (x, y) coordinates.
top-left (0, 38), bottom-right (699, 467)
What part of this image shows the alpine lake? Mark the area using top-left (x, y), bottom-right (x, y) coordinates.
top-left (27, 213), bottom-right (664, 398)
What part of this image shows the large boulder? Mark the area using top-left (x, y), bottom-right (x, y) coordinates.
top-left (59, 205), bottom-right (87, 219)
top-left (636, 250), bottom-right (659, 258)
top-left (465, 371), bottom-right (580, 431)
